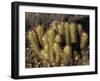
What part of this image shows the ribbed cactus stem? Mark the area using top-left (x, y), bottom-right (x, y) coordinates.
top-left (47, 29), bottom-right (56, 45)
top-left (36, 25), bottom-right (44, 48)
top-left (55, 34), bottom-right (62, 44)
top-left (80, 32), bottom-right (88, 49)
top-left (53, 43), bottom-right (62, 65)
top-left (40, 49), bottom-right (49, 62)
top-left (42, 33), bottom-right (49, 47)
top-left (52, 20), bottom-right (59, 31)
top-left (64, 22), bottom-right (70, 45)
top-left (62, 45), bottom-right (72, 65)
top-left (44, 45), bottom-right (49, 55)
top-left (47, 28), bottom-right (56, 45)
top-left (28, 31), bottom-right (40, 54)
top-left (47, 28), bottom-right (56, 63)
top-left (57, 22), bottom-right (64, 35)
top-left (77, 24), bottom-right (83, 35)
top-left (69, 23), bottom-right (78, 43)
top-left (49, 47), bottom-right (54, 63)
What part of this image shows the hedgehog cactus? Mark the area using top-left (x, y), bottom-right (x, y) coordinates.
top-left (55, 34), bottom-right (62, 44)
top-left (53, 43), bottom-right (62, 65)
top-left (62, 45), bottom-right (72, 65)
top-left (80, 31), bottom-right (88, 49)
top-left (57, 22), bottom-right (64, 35)
top-left (69, 23), bottom-right (78, 43)
top-left (64, 22), bottom-right (70, 45)
top-left (77, 24), bottom-right (83, 35)
top-left (36, 25), bottom-right (45, 48)
top-left (27, 20), bottom-right (89, 67)
top-left (28, 31), bottom-right (40, 54)
top-left (42, 33), bottom-right (49, 47)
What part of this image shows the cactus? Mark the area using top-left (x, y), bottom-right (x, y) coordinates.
top-left (51, 20), bottom-right (59, 32)
top-left (64, 22), bottom-right (70, 45)
top-left (26, 19), bottom-right (89, 68)
top-left (80, 31), bottom-right (88, 49)
top-left (77, 24), bottom-right (83, 35)
top-left (69, 23), bottom-right (78, 43)
top-left (27, 31), bottom-right (40, 54)
top-left (55, 34), bottom-right (62, 44)
top-left (44, 45), bottom-right (49, 55)
top-left (53, 43), bottom-right (62, 65)
top-left (62, 45), bottom-right (72, 65)
top-left (57, 22), bottom-right (64, 35)
top-left (47, 28), bottom-right (56, 63)
top-left (40, 49), bottom-right (49, 61)
top-left (42, 33), bottom-right (49, 47)
top-left (47, 28), bottom-right (56, 45)
top-left (36, 25), bottom-right (45, 48)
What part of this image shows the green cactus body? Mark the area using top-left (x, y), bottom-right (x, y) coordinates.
top-left (64, 22), bottom-right (70, 45)
top-left (55, 34), bottom-right (62, 44)
top-left (47, 28), bottom-right (56, 63)
top-left (36, 25), bottom-right (44, 48)
top-left (28, 31), bottom-right (40, 54)
top-left (47, 28), bottom-right (56, 45)
top-left (57, 22), bottom-right (64, 35)
top-left (26, 17), bottom-right (89, 67)
top-left (53, 43), bottom-right (62, 65)
top-left (44, 45), bottom-right (49, 56)
top-left (49, 47), bottom-right (54, 64)
top-left (40, 49), bottom-right (49, 61)
top-left (69, 23), bottom-right (78, 43)
top-left (42, 33), bottom-right (49, 47)
top-left (77, 24), bottom-right (83, 35)
top-left (63, 45), bottom-right (72, 65)
top-left (52, 20), bottom-right (59, 31)
top-left (80, 32), bottom-right (88, 49)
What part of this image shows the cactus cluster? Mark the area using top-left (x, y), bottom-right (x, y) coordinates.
top-left (26, 19), bottom-right (89, 68)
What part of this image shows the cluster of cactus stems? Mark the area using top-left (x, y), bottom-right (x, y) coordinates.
top-left (26, 20), bottom-right (89, 68)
